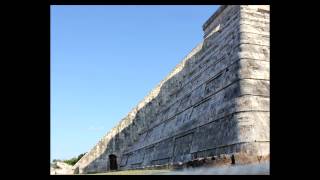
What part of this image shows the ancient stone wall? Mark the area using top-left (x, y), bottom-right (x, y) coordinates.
top-left (73, 5), bottom-right (270, 174)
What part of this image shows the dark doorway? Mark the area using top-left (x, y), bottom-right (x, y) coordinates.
top-left (109, 154), bottom-right (118, 170)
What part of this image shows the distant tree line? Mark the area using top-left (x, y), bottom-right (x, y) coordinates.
top-left (52, 152), bottom-right (87, 166)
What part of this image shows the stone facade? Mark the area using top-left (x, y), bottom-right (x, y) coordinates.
top-left (73, 5), bottom-right (270, 174)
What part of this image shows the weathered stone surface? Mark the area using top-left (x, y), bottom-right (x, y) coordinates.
top-left (72, 5), bottom-right (270, 174)
top-left (50, 162), bottom-right (74, 175)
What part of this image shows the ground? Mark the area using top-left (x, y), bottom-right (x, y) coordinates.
top-left (83, 162), bottom-right (269, 175)
top-left (88, 169), bottom-right (172, 175)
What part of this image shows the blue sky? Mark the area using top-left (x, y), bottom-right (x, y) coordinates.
top-left (51, 5), bottom-right (219, 162)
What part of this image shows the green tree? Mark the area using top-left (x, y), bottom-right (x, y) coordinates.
top-left (77, 153), bottom-right (86, 161)
top-left (52, 159), bottom-right (60, 162)
top-left (63, 152), bottom-right (87, 166)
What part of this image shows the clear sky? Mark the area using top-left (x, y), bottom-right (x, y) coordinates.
top-left (51, 5), bottom-right (219, 162)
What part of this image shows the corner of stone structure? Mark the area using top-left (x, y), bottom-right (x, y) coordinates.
top-left (234, 5), bottom-right (270, 164)
top-left (201, 5), bottom-right (270, 165)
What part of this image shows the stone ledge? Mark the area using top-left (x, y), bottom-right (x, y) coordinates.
top-left (203, 5), bottom-right (228, 32)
